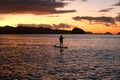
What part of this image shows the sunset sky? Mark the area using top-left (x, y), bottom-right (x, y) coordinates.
top-left (0, 0), bottom-right (120, 34)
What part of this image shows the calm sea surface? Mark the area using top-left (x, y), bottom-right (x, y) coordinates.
top-left (0, 34), bottom-right (120, 80)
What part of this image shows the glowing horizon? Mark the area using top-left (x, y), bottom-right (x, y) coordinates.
top-left (0, 0), bottom-right (120, 34)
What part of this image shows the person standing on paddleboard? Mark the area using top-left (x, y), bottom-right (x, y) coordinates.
top-left (59, 35), bottom-right (64, 47)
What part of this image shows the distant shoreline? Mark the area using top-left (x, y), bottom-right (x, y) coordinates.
top-left (0, 26), bottom-right (86, 34)
top-left (0, 26), bottom-right (120, 35)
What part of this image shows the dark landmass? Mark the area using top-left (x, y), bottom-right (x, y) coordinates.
top-left (0, 26), bottom-right (88, 34)
top-left (117, 32), bottom-right (120, 35)
top-left (104, 32), bottom-right (112, 35)
top-left (72, 28), bottom-right (85, 34)
top-left (0, 25), bottom-right (119, 34)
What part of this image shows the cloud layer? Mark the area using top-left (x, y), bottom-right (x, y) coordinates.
top-left (115, 15), bottom-right (120, 21)
top-left (0, 0), bottom-right (76, 15)
top-left (81, 0), bottom-right (87, 2)
top-left (17, 23), bottom-right (72, 29)
top-left (72, 16), bottom-right (116, 26)
top-left (98, 8), bottom-right (114, 12)
top-left (112, 0), bottom-right (120, 6)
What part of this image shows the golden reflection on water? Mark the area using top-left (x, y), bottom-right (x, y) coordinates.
top-left (0, 34), bottom-right (120, 80)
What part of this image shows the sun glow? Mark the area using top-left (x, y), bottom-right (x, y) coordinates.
top-left (0, 0), bottom-right (120, 34)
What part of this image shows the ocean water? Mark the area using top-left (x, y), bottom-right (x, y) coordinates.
top-left (0, 34), bottom-right (120, 80)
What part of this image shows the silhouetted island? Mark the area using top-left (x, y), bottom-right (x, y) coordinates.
top-left (0, 26), bottom-right (90, 34)
top-left (117, 32), bottom-right (120, 35)
top-left (72, 28), bottom-right (85, 34)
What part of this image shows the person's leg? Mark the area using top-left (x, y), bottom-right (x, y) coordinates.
top-left (60, 42), bottom-right (62, 47)
top-left (61, 41), bottom-right (63, 47)
top-left (60, 42), bottom-right (63, 47)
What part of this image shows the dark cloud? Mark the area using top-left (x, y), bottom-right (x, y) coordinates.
top-left (115, 15), bottom-right (120, 22)
top-left (114, 13), bottom-right (120, 22)
top-left (18, 24), bottom-right (52, 28)
top-left (81, 0), bottom-right (87, 2)
top-left (73, 16), bottom-right (116, 26)
top-left (0, 0), bottom-right (76, 15)
top-left (112, 1), bottom-right (120, 6)
top-left (98, 8), bottom-right (114, 12)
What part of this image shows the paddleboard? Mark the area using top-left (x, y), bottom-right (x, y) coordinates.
top-left (54, 45), bottom-right (68, 49)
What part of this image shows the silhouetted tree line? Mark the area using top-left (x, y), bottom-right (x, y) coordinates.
top-left (0, 26), bottom-right (88, 34)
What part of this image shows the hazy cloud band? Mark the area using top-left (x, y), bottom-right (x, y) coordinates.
top-left (72, 16), bottom-right (117, 26)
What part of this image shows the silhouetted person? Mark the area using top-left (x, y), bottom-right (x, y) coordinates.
top-left (59, 35), bottom-right (64, 47)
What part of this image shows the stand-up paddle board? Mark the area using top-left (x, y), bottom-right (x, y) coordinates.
top-left (54, 45), bottom-right (68, 49)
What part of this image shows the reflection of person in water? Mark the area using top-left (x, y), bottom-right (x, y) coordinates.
top-left (59, 35), bottom-right (64, 47)
top-left (59, 48), bottom-right (64, 63)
